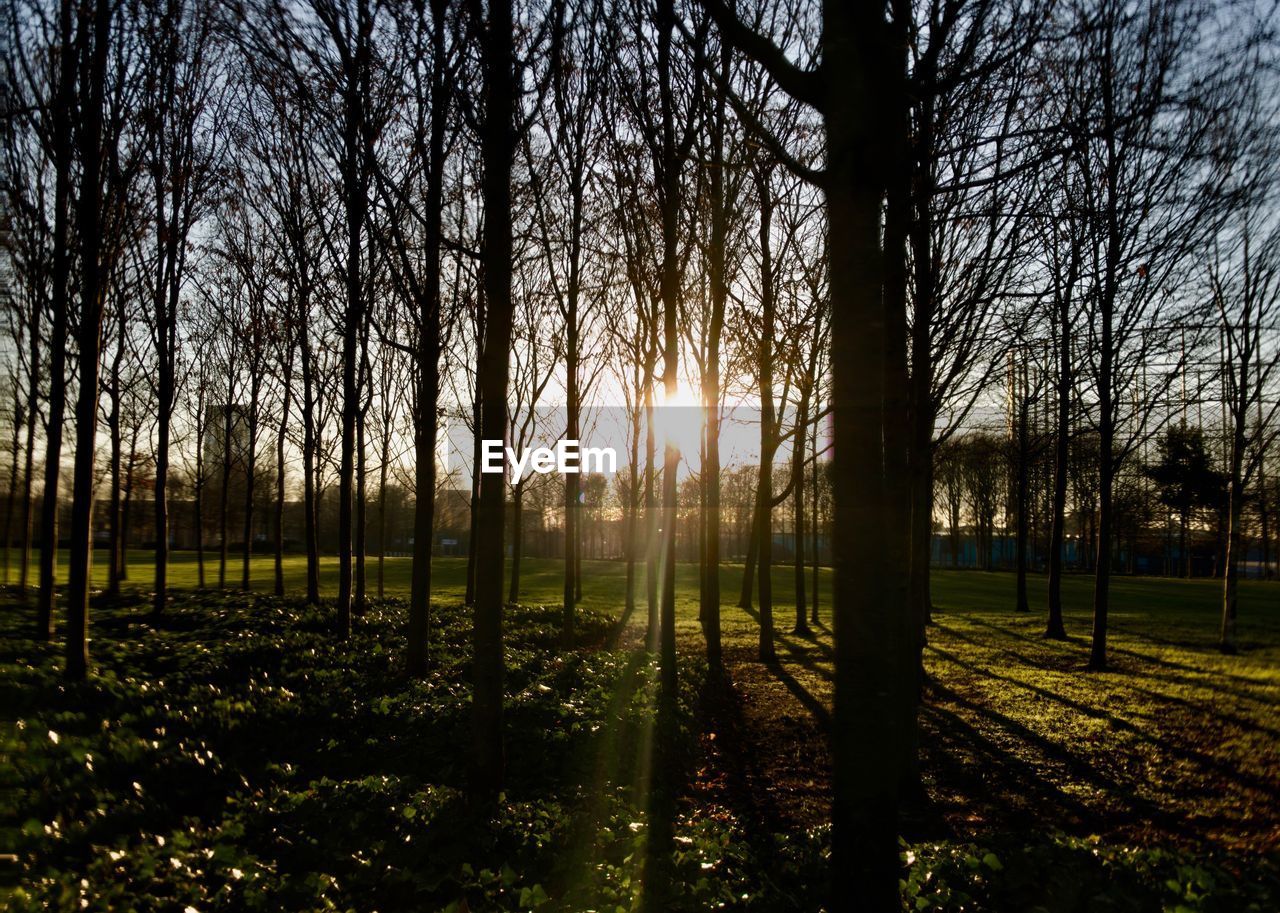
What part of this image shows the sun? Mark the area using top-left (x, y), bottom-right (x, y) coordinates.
top-left (652, 382), bottom-right (703, 457)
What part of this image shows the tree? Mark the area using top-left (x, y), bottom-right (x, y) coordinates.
top-left (702, 0), bottom-right (913, 906)
top-left (1147, 425), bottom-right (1222, 578)
top-left (66, 0), bottom-right (119, 680)
top-left (470, 0), bottom-right (517, 806)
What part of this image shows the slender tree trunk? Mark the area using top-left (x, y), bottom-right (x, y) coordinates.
top-left (471, 0), bottom-right (515, 805)
top-left (195, 408), bottom-right (206, 588)
top-left (644, 380), bottom-right (658, 645)
top-left (409, 329), bottom-right (441, 671)
top-left (121, 440), bottom-right (136, 581)
top-left (645, 4), bottom-right (684, 905)
top-left (299, 314), bottom-right (319, 605)
top-left (4, 390), bottom-right (19, 586)
top-left (407, 5), bottom-right (446, 667)
top-left (274, 369), bottom-right (290, 598)
top-left (810, 412), bottom-right (820, 623)
top-left (377, 435), bottom-right (388, 601)
top-left (562, 173), bottom-right (583, 634)
top-left (37, 0), bottom-right (76, 641)
top-left (738, 496), bottom-right (758, 608)
top-left (66, 0), bottom-right (112, 681)
top-left (19, 299), bottom-right (40, 596)
top-left (1014, 394), bottom-right (1030, 613)
top-left (243, 382), bottom-right (260, 591)
top-left (106, 314), bottom-right (123, 599)
top-left (792, 396), bottom-right (809, 634)
top-left (755, 167), bottom-right (776, 662)
top-left (906, 77), bottom-right (937, 641)
top-left (1222, 416), bottom-right (1246, 651)
top-left (508, 487), bottom-right (523, 604)
top-left (355, 407), bottom-right (367, 610)
top-left (1046, 283), bottom-right (1070, 639)
top-left (623, 402), bottom-right (641, 620)
top-left (218, 405), bottom-right (232, 589)
top-left (465, 347), bottom-right (483, 606)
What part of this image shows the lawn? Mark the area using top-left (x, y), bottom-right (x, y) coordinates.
top-left (4, 554), bottom-right (1279, 910)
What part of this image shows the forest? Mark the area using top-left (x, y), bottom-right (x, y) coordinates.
top-left (2, 0), bottom-right (1278, 910)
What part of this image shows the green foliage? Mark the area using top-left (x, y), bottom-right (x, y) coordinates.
top-left (901, 835), bottom-right (1277, 913)
top-left (3, 574), bottom-right (1277, 912)
top-left (0, 593), bottom-right (675, 912)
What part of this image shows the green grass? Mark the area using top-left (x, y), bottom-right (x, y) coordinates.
top-left (6, 552), bottom-right (1279, 908)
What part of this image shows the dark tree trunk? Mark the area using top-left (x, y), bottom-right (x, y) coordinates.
top-left (4, 389), bottom-right (19, 586)
top-left (66, 0), bottom-right (112, 681)
top-left (195, 404), bottom-right (206, 589)
top-left (355, 407), bottom-right (367, 610)
top-left (409, 323), bottom-right (440, 671)
top-left (644, 381), bottom-right (658, 645)
top-left (906, 73), bottom-right (937, 642)
top-left (810, 414), bottom-right (820, 623)
top-left (274, 366), bottom-right (291, 598)
top-left (37, 0), bottom-right (76, 641)
top-left (218, 404), bottom-right (232, 589)
top-left (792, 396), bottom-right (809, 635)
top-left (336, 0), bottom-right (373, 637)
top-left (1014, 392), bottom-right (1031, 613)
top-left (754, 166), bottom-right (776, 662)
top-left (825, 8), bottom-right (907, 910)
top-left (465, 345), bottom-right (483, 607)
top-left (19, 294), bottom-right (40, 596)
top-left (300, 326), bottom-right (320, 605)
top-left (738, 498), bottom-right (758, 609)
top-left (408, 2), bottom-right (447, 668)
top-left (121, 439), bottom-right (136, 581)
top-left (471, 0), bottom-right (515, 806)
top-left (700, 36), bottom-right (730, 668)
top-left (508, 488), bottom-right (523, 604)
top-left (1046, 275), bottom-right (1071, 639)
top-left (243, 377), bottom-right (261, 591)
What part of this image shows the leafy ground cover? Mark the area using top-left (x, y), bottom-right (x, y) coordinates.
top-left (3, 559), bottom-right (1278, 910)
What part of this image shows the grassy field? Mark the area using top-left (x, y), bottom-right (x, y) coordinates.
top-left (7, 552), bottom-right (1279, 908)
top-left (16, 546), bottom-right (1280, 630)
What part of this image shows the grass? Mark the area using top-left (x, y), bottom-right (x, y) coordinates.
top-left (5, 552), bottom-right (1279, 909)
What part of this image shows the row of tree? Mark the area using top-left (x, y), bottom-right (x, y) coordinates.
top-left (3, 0), bottom-right (1279, 905)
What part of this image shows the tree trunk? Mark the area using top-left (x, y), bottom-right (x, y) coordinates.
top-left (823, 7), bottom-right (906, 909)
top-left (508, 487), bottom-right (523, 605)
top-left (738, 497), bottom-right (758, 609)
top-left (301, 346), bottom-right (319, 604)
top-left (409, 323), bottom-right (440, 673)
top-left (1014, 394), bottom-right (1030, 613)
top-left (755, 167), bottom-right (776, 663)
top-left (355, 407), bottom-right (367, 610)
top-left (644, 381), bottom-right (658, 646)
top-left (471, 0), bottom-right (515, 805)
top-left (1046, 277), bottom-right (1071, 639)
top-left (377, 436), bottom-right (388, 601)
top-left (195, 406), bottom-right (206, 589)
top-left (219, 404), bottom-right (232, 589)
top-left (107, 315), bottom-right (123, 599)
top-left (243, 380), bottom-right (260, 591)
top-left (19, 295), bottom-right (40, 597)
top-left (792, 396), bottom-right (809, 634)
top-left (66, 0), bottom-right (112, 681)
top-left (121, 439), bottom-right (136, 581)
top-left (408, 10), bottom-right (447, 667)
top-left (274, 370), bottom-right (290, 598)
top-left (810, 414), bottom-right (820, 623)
top-left (4, 390), bottom-right (19, 586)
top-left (37, 0), bottom-right (76, 641)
